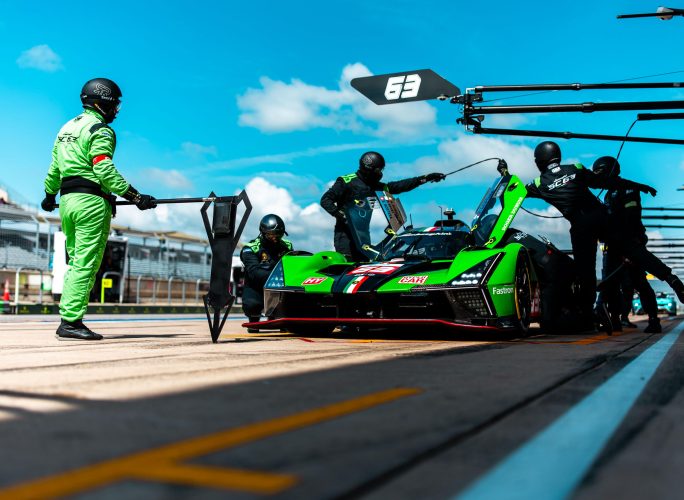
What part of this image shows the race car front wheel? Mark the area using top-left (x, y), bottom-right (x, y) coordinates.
top-left (514, 252), bottom-right (532, 333)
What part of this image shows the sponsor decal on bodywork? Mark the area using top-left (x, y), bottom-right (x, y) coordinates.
top-left (492, 285), bottom-right (514, 295)
top-left (501, 197), bottom-right (524, 233)
top-left (398, 275), bottom-right (428, 284)
top-left (348, 263), bottom-right (404, 275)
top-left (302, 277), bottom-right (327, 285)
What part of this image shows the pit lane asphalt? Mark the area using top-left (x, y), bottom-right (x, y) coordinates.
top-left (0, 314), bottom-right (682, 499)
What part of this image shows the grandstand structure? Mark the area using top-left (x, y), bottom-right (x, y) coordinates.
top-left (0, 189), bottom-right (239, 308)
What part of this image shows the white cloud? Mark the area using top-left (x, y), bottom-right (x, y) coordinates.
top-left (237, 63), bottom-right (437, 138)
top-left (16, 45), bottom-right (63, 72)
top-left (400, 133), bottom-right (538, 184)
top-left (181, 142), bottom-right (217, 157)
top-left (199, 141), bottom-right (379, 172)
top-left (140, 168), bottom-right (193, 190)
top-left (244, 176), bottom-right (333, 251)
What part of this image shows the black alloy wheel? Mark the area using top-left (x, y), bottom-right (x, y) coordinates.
top-left (514, 251), bottom-right (532, 333)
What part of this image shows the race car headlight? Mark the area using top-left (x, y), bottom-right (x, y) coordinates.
top-left (265, 261), bottom-right (285, 289)
top-left (450, 256), bottom-right (498, 286)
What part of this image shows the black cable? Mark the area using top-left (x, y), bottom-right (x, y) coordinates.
top-left (444, 157), bottom-right (501, 176)
top-left (595, 117), bottom-right (639, 200)
top-left (520, 206), bottom-right (564, 219)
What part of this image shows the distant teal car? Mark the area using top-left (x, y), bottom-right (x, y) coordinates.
top-left (632, 292), bottom-right (677, 316)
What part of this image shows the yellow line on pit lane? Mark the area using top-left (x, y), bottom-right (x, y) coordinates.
top-left (517, 330), bottom-right (638, 345)
top-left (0, 387), bottom-right (420, 499)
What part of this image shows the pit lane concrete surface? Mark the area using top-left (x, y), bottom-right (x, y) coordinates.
top-left (0, 314), bottom-right (682, 499)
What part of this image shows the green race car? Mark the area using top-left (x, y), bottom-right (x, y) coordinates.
top-left (245, 170), bottom-right (579, 334)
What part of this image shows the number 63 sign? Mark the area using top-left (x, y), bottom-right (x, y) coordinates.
top-left (351, 69), bottom-right (461, 105)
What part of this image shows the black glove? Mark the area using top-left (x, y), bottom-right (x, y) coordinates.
top-left (123, 185), bottom-right (158, 210)
top-left (497, 159), bottom-right (509, 176)
top-left (423, 172), bottom-right (446, 183)
top-left (41, 192), bottom-right (57, 212)
top-left (638, 183), bottom-right (657, 197)
top-left (335, 210), bottom-right (347, 223)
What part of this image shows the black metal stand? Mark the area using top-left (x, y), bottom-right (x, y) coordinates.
top-left (200, 191), bottom-right (252, 343)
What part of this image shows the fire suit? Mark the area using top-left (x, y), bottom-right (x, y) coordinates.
top-left (525, 162), bottom-right (654, 319)
top-left (44, 109), bottom-right (131, 322)
top-left (240, 236), bottom-right (293, 320)
top-left (601, 187), bottom-right (661, 320)
top-left (320, 171), bottom-right (425, 259)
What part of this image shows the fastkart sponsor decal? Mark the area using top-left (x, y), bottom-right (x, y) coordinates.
top-left (422, 227), bottom-right (440, 232)
top-left (348, 263), bottom-right (403, 275)
top-left (344, 275), bottom-right (369, 294)
top-left (398, 275), bottom-right (428, 284)
top-left (302, 277), bottom-right (327, 286)
top-left (492, 285), bottom-right (514, 295)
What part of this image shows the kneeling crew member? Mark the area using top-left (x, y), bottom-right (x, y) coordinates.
top-left (240, 214), bottom-right (293, 329)
top-left (42, 78), bottom-right (157, 341)
top-left (320, 151), bottom-right (445, 260)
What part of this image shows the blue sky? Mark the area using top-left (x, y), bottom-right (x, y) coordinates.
top-left (2, 0), bottom-right (684, 251)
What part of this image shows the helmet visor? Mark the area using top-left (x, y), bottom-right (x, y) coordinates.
top-left (263, 229), bottom-right (284, 242)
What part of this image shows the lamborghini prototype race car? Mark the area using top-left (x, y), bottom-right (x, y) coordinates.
top-left (245, 169), bottom-right (579, 334)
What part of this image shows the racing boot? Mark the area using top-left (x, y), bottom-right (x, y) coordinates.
top-left (594, 303), bottom-right (613, 336)
top-left (665, 274), bottom-right (684, 303)
top-left (247, 316), bottom-right (260, 334)
top-left (610, 314), bottom-right (623, 333)
top-left (621, 315), bottom-right (638, 329)
top-left (644, 317), bottom-right (662, 334)
top-left (56, 319), bottom-right (103, 341)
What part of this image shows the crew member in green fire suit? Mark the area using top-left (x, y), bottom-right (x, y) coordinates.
top-left (41, 78), bottom-right (157, 341)
top-left (240, 214), bottom-right (293, 332)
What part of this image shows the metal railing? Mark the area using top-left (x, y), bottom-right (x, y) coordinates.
top-left (14, 267), bottom-right (43, 305)
top-left (135, 275), bottom-right (155, 304)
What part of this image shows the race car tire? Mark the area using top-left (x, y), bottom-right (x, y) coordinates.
top-left (514, 251), bottom-right (532, 334)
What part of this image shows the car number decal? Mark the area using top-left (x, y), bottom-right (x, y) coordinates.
top-left (302, 277), bottom-right (327, 285)
top-left (398, 275), bottom-right (428, 284)
top-left (347, 263), bottom-right (403, 275)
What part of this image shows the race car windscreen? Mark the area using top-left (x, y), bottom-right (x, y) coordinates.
top-left (380, 231), bottom-right (470, 261)
top-left (471, 177), bottom-right (508, 246)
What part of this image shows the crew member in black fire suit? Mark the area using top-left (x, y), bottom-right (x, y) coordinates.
top-left (320, 151), bottom-right (445, 259)
top-left (524, 141), bottom-right (671, 328)
top-left (593, 156), bottom-right (680, 333)
top-left (240, 214), bottom-right (293, 330)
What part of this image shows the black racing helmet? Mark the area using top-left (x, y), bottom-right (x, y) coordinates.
top-left (259, 214), bottom-right (288, 238)
top-left (81, 78), bottom-right (122, 123)
top-left (359, 151), bottom-right (385, 173)
top-left (534, 141), bottom-right (561, 172)
top-left (592, 156), bottom-right (621, 178)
